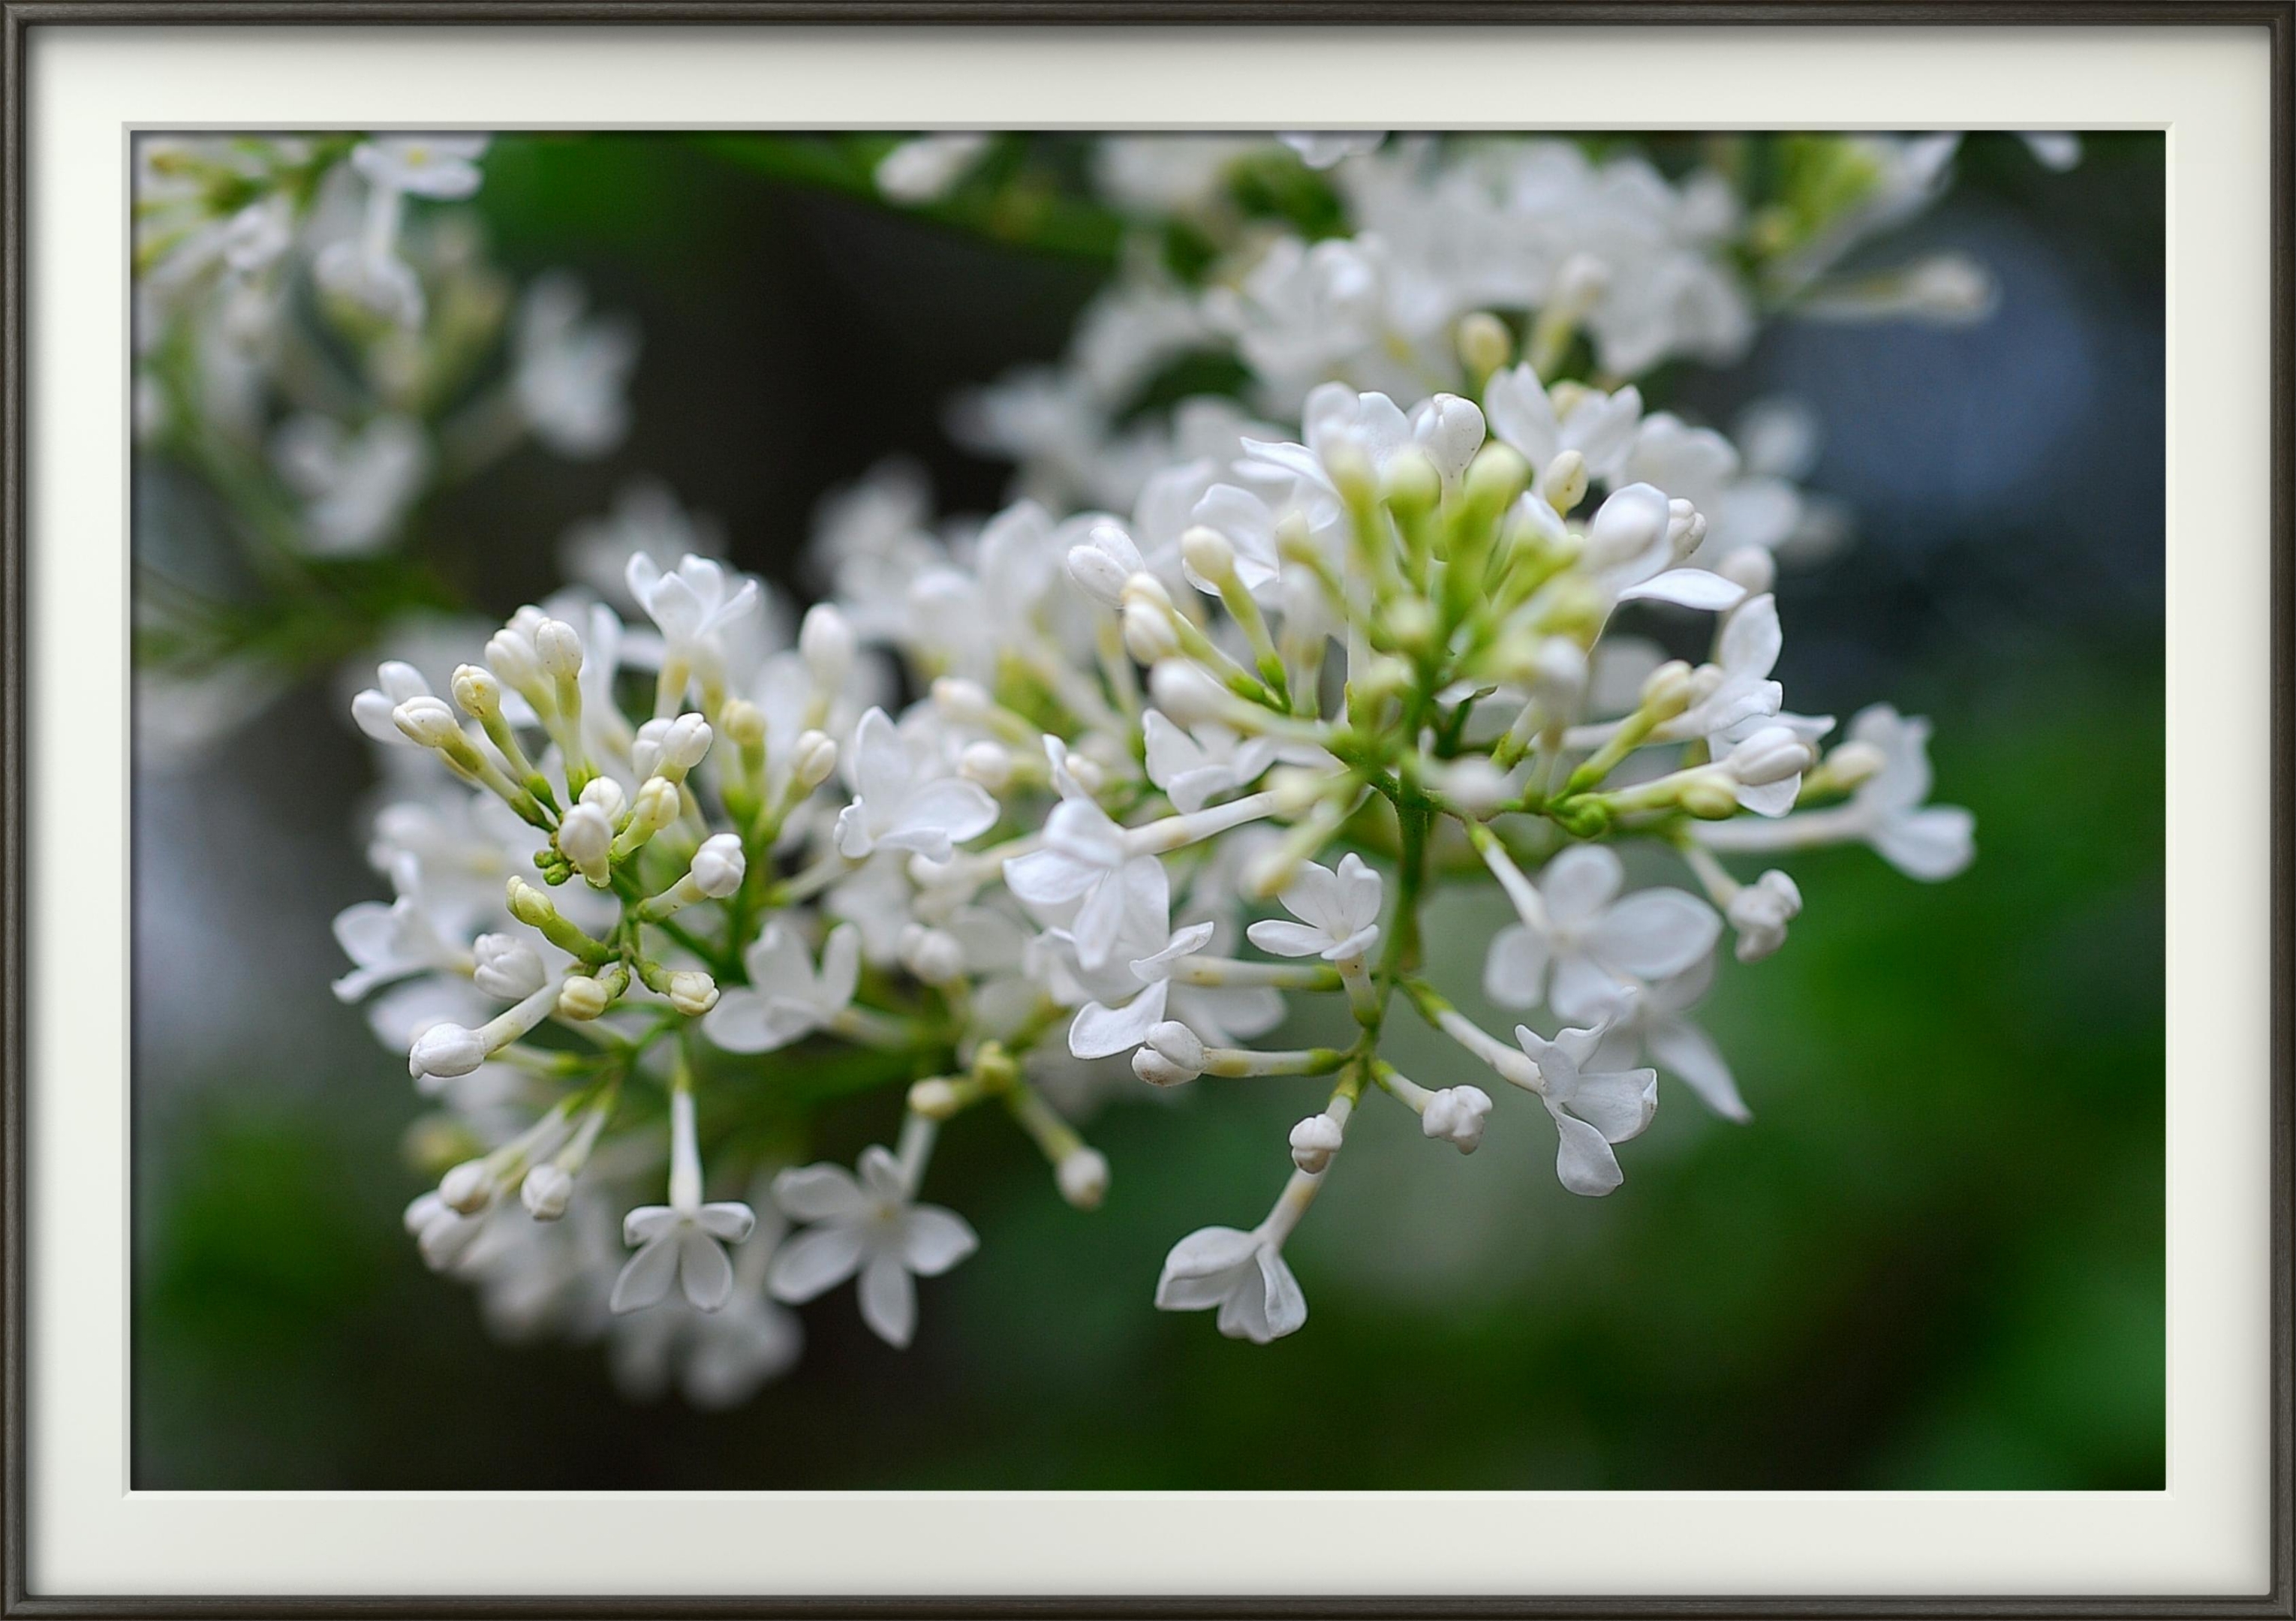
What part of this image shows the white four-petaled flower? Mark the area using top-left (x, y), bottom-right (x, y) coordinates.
top-left (768, 1147), bottom-right (978, 1348)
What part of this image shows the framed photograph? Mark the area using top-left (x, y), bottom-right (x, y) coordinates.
top-left (5, 4), bottom-right (2288, 1613)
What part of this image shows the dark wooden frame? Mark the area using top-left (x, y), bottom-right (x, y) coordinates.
top-left (3, 3), bottom-right (2288, 1615)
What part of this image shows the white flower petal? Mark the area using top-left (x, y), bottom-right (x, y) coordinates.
top-left (857, 1251), bottom-right (918, 1348)
top-left (901, 1205), bottom-right (979, 1277)
top-left (766, 1224), bottom-right (868, 1303)
top-left (1590, 889), bottom-right (1721, 980)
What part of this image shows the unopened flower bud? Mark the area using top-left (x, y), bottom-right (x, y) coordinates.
top-left (1666, 498), bottom-right (1708, 562)
top-left (1289, 1113), bottom-right (1346, 1173)
top-left (579, 774), bottom-right (626, 822)
top-left (1145, 1020), bottom-right (1205, 1075)
top-left (1823, 740), bottom-right (1885, 791)
top-left (410, 1021), bottom-right (487, 1081)
top-left (506, 877), bottom-right (558, 929)
top-left (690, 832), bottom-right (746, 898)
top-left (719, 697), bottom-right (766, 748)
top-left (791, 730), bottom-right (838, 790)
top-left (534, 618), bottom-right (585, 681)
top-left (1540, 449), bottom-right (1590, 516)
top-left (932, 677), bottom-right (994, 723)
top-left (1180, 525), bottom-right (1238, 587)
top-left (484, 629), bottom-right (546, 695)
top-left (1379, 444), bottom-right (1443, 516)
top-left (1383, 596), bottom-right (1437, 651)
top-left (521, 1162), bottom-right (573, 1220)
top-left (1323, 438), bottom-right (1375, 507)
top-left (1266, 765), bottom-right (1329, 817)
top-left (1462, 441), bottom-right (1530, 515)
top-left (1121, 591), bottom-right (1182, 664)
top-left (1729, 869), bottom-right (1804, 962)
top-left (1440, 757), bottom-right (1512, 819)
top-left (1678, 773), bottom-right (1742, 820)
top-left (1055, 1148), bottom-right (1110, 1210)
top-left (959, 740), bottom-right (1013, 790)
top-left (1638, 659), bottom-right (1695, 721)
top-left (1457, 310), bottom-right (1512, 376)
top-left (392, 695), bottom-right (463, 748)
top-left (1148, 660), bottom-right (1229, 726)
top-left (439, 1159), bottom-right (493, 1214)
top-left (662, 713), bottom-right (714, 772)
top-left (667, 970), bottom-right (719, 1017)
top-left (1422, 1085), bottom-right (1493, 1153)
top-left (556, 802), bottom-right (613, 877)
top-left (1064, 542), bottom-right (1133, 609)
top-left (471, 933), bottom-right (546, 999)
top-left (556, 975), bottom-right (610, 1020)
top-left (799, 604), bottom-right (855, 690)
top-left (1728, 726), bottom-right (1813, 787)
top-left (1717, 549), bottom-right (1776, 597)
top-left (450, 663), bottom-right (502, 719)
top-left (629, 774), bottom-right (681, 834)
top-left (1131, 1048), bottom-right (1196, 1088)
top-left (907, 1078), bottom-right (964, 1120)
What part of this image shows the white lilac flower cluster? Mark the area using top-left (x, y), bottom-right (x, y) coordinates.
top-left (323, 131), bottom-right (2030, 1397)
top-left (949, 131), bottom-right (2057, 524)
top-left (134, 134), bottom-right (638, 750)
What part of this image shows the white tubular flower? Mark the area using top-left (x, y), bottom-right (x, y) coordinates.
top-left (1593, 957), bottom-right (1748, 1122)
top-left (1581, 482), bottom-right (1745, 612)
top-left (610, 1087), bottom-right (758, 1315)
top-left (351, 134), bottom-right (489, 199)
top-left (874, 132), bottom-right (992, 203)
top-left (1142, 709), bottom-right (1328, 814)
top-left (834, 707), bottom-right (998, 863)
top-left (768, 1146), bottom-right (978, 1349)
top-left (1483, 845), bottom-right (1720, 1023)
top-left (625, 551), bottom-right (761, 667)
top-left (1004, 794), bottom-right (1168, 973)
top-left (1839, 705), bottom-right (1976, 878)
top-left (1485, 364), bottom-right (1643, 492)
top-left (404, 1191), bottom-right (486, 1272)
top-left (1515, 1018), bottom-right (1660, 1197)
top-left (703, 922), bottom-right (862, 1054)
top-left (1247, 852), bottom-right (1383, 961)
top-left (273, 415), bottom-right (429, 557)
top-left (469, 933), bottom-right (546, 1000)
top-left (514, 272), bottom-right (639, 459)
top-left (1154, 1170), bottom-right (1317, 1346)
top-left (350, 660), bottom-right (437, 747)
top-left (1064, 917), bottom-right (1216, 1058)
top-left (1157, 1226), bottom-right (1306, 1343)
top-left (1421, 1086), bottom-right (1494, 1153)
top-left (1632, 593), bottom-right (1784, 748)
top-left (1727, 869), bottom-right (1803, 961)
top-left (330, 882), bottom-right (467, 1001)
top-left (1691, 705), bottom-right (1974, 880)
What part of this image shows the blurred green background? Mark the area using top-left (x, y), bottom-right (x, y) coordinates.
top-left (131, 133), bottom-right (2164, 1490)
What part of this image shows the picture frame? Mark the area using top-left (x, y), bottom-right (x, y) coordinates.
top-left (4, 2), bottom-right (2288, 1613)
